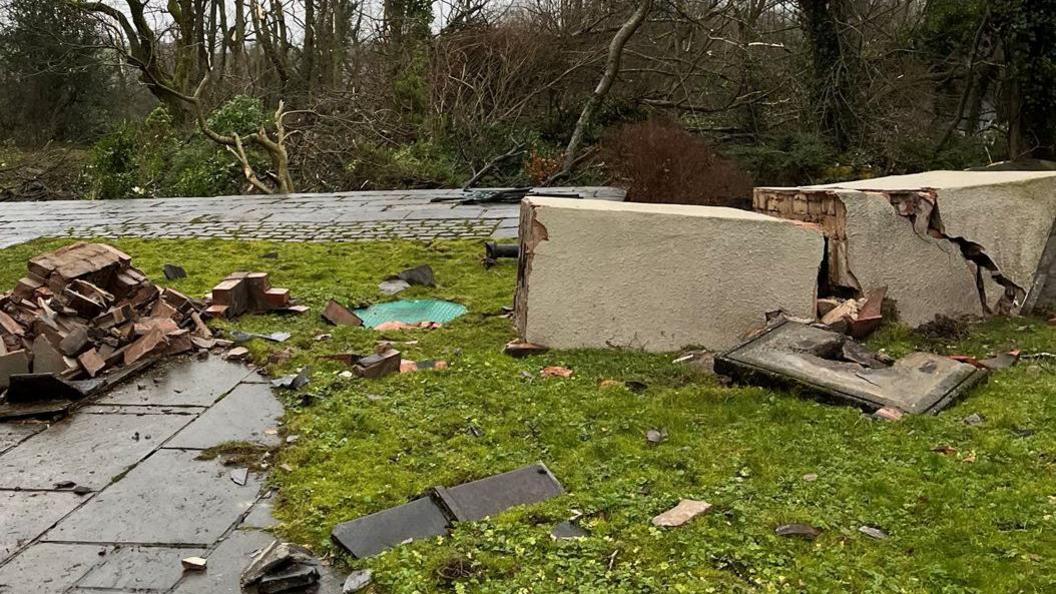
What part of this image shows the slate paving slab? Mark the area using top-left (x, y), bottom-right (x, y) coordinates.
top-left (97, 356), bottom-right (251, 407)
top-left (331, 497), bottom-right (451, 558)
top-left (80, 404), bottom-right (206, 416)
top-left (0, 543), bottom-right (110, 594)
top-left (45, 449), bottom-right (261, 545)
top-left (165, 382), bottom-right (283, 449)
top-left (434, 462), bottom-right (564, 522)
top-left (0, 491), bottom-right (84, 563)
top-left (0, 412), bottom-right (190, 490)
top-left (0, 423), bottom-right (43, 455)
top-left (74, 545), bottom-right (206, 591)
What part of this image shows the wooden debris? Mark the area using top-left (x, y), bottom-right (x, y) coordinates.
top-left (504, 340), bottom-right (549, 358)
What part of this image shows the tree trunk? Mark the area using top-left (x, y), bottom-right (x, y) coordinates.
top-left (799, 0), bottom-right (857, 151)
top-left (558, 0), bottom-right (653, 179)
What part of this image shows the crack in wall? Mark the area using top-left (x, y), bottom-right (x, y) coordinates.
top-left (880, 190), bottom-right (1025, 314)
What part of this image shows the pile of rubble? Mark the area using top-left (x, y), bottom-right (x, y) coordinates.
top-left (0, 242), bottom-right (303, 421)
top-left (0, 243), bottom-right (215, 418)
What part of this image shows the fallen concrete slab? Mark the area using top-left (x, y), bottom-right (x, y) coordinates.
top-left (515, 198), bottom-right (825, 352)
top-left (715, 320), bottom-right (987, 414)
top-left (756, 171), bottom-right (1056, 325)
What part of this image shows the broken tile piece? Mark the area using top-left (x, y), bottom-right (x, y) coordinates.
top-left (550, 521), bottom-right (589, 540)
top-left (433, 462), bottom-right (564, 523)
top-left (322, 300), bottom-right (363, 327)
top-left (775, 523), bottom-right (822, 540)
top-left (343, 569), bottom-right (373, 593)
top-left (182, 556), bottom-right (208, 571)
top-left (651, 499), bottom-right (712, 528)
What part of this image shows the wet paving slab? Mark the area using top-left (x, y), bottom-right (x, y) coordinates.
top-left (74, 545), bottom-right (206, 591)
top-left (0, 358), bottom-right (300, 591)
top-left (96, 356), bottom-right (252, 407)
top-left (164, 382), bottom-right (284, 450)
top-left (0, 412), bottom-right (191, 490)
top-left (0, 543), bottom-right (110, 594)
top-left (45, 449), bottom-right (262, 545)
top-left (0, 491), bottom-right (83, 562)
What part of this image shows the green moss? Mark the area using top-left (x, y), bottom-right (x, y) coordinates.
top-left (3, 237), bottom-right (1056, 592)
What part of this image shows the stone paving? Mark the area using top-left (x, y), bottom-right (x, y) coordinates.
top-left (0, 355), bottom-right (337, 593)
top-left (0, 187), bottom-right (624, 248)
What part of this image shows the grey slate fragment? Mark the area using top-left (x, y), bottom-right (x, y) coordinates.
top-left (240, 540), bottom-right (317, 587)
top-left (343, 569), bottom-right (373, 593)
top-left (550, 521), bottom-right (589, 540)
top-left (231, 468), bottom-right (249, 486)
top-left (434, 462), bottom-right (564, 522)
top-left (5, 373), bottom-right (85, 403)
top-left (858, 525), bottom-right (889, 540)
top-left (395, 264), bottom-right (436, 287)
top-left (775, 523), bottom-right (822, 540)
top-left (379, 279), bottom-right (411, 296)
top-left (331, 497), bottom-right (451, 558)
top-left (258, 564), bottom-right (320, 593)
top-left (164, 264), bottom-right (188, 280)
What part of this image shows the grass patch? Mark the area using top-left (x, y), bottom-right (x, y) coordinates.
top-left (2, 237), bottom-right (1056, 592)
top-left (197, 441), bottom-right (277, 471)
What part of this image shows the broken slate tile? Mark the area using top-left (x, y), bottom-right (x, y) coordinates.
top-left (395, 264), bottom-right (436, 287)
top-left (259, 564), bottom-right (320, 593)
top-left (379, 279), bottom-right (411, 296)
top-left (433, 462), bottom-right (564, 522)
top-left (231, 468), bottom-right (250, 486)
top-left (343, 569), bottom-right (373, 593)
top-left (46, 449), bottom-right (261, 545)
top-left (0, 491), bottom-right (84, 563)
top-left (271, 369), bottom-right (309, 390)
top-left (5, 373), bottom-right (85, 404)
top-left (97, 356), bottom-right (251, 407)
top-left (858, 525), bottom-right (889, 540)
top-left (651, 499), bottom-right (712, 528)
top-left (164, 264), bottom-right (188, 280)
top-left (165, 382), bottom-right (283, 449)
top-left (331, 497), bottom-right (451, 559)
top-left (0, 412), bottom-right (188, 490)
top-left (775, 523), bottom-right (822, 540)
top-left (76, 546), bottom-right (206, 590)
top-left (550, 521), bottom-right (589, 540)
top-left (0, 543), bottom-right (110, 594)
top-left (241, 540), bottom-right (318, 587)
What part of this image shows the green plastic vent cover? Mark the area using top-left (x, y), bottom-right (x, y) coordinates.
top-left (354, 299), bottom-right (468, 328)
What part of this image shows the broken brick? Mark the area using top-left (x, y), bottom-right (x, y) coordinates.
top-left (78, 348), bottom-right (106, 378)
top-left (353, 349), bottom-right (401, 379)
top-left (322, 300), bottom-right (363, 327)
